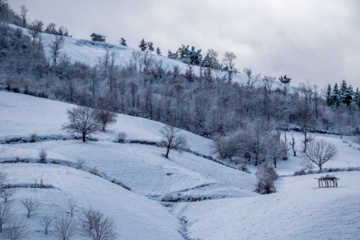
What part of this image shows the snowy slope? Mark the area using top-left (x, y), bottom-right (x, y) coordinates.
top-left (22, 25), bottom-right (254, 85)
top-left (0, 91), bottom-right (255, 199)
top-left (0, 164), bottom-right (183, 240)
top-left (171, 171), bottom-right (360, 240)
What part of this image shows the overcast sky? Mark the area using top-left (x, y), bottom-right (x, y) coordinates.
top-left (9, 0), bottom-right (360, 90)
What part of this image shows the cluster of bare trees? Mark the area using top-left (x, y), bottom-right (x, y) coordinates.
top-left (62, 105), bottom-right (117, 142)
top-left (211, 122), bottom-right (288, 167)
top-left (0, 175), bottom-right (119, 240)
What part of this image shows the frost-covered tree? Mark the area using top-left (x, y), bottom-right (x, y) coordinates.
top-left (139, 39), bottom-right (147, 51)
top-left (20, 5), bottom-right (28, 27)
top-left (119, 38), bottom-right (127, 46)
top-left (48, 35), bottom-right (64, 65)
top-left (156, 47), bottom-right (161, 55)
top-left (278, 75), bottom-right (291, 84)
top-left (38, 215), bottom-right (55, 234)
top-left (28, 20), bottom-right (43, 41)
top-left (330, 83), bottom-right (341, 107)
top-left (339, 80), bottom-right (353, 107)
top-left (160, 125), bottom-right (187, 158)
top-left (80, 207), bottom-right (118, 240)
top-left (222, 51), bottom-right (237, 81)
top-left (325, 84), bottom-right (332, 106)
top-left (6, 218), bottom-right (28, 240)
top-left (255, 161), bottom-right (278, 194)
top-left (54, 216), bottom-right (77, 240)
top-left (147, 41), bottom-right (154, 52)
top-left (304, 139), bottom-right (338, 171)
top-left (21, 197), bottom-right (39, 218)
top-left (354, 88), bottom-right (360, 109)
top-left (0, 202), bottom-right (12, 232)
top-left (62, 106), bottom-right (102, 142)
top-left (167, 50), bottom-right (177, 59)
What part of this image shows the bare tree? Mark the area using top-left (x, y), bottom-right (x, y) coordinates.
top-left (290, 134), bottom-right (297, 156)
top-left (20, 5), bottom-right (28, 27)
top-left (67, 199), bottom-right (78, 218)
top-left (48, 35), bottom-right (64, 65)
top-left (80, 207), bottom-right (118, 240)
top-left (54, 216), bottom-right (77, 240)
top-left (222, 51), bottom-right (237, 81)
top-left (243, 67), bottom-right (261, 87)
top-left (0, 202), bottom-right (12, 232)
top-left (0, 171), bottom-right (15, 203)
top-left (21, 197), bottom-right (39, 218)
top-left (38, 215), bottom-right (54, 234)
top-left (62, 106), bottom-right (102, 142)
top-left (0, 171), bottom-right (7, 186)
top-left (6, 219), bottom-right (28, 240)
top-left (304, 139), bottom-right (338, 171)
top-left (160, 125), bottom-right (187, 159)
top-left (28, 20), bottom-right (43, 41)
top-left (0, 188), bottom-right (16, 203)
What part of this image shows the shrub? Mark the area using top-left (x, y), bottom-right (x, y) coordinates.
top-left (116, 132), bottom-right (127, 143)
top-left (255, 161), bottom-right (278, 194)
top-left (38, 149), bottom-right (47, 163)
top-left (294, 168), bottom-right (307, 176)
top-left (29, 134), bottom-right (38, 143)
top-left (237, 164), bottom-right (250, 173)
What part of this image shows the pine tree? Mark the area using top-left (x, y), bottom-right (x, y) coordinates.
top-left (120, 38), bottom-right (127, 46)
top-left (278, 75), bottom-right (291, 84)
top-left (339, 80), bottom-right (354, 107)
top-left (354, 88), bottom-right (360, 108)
top-left (139, 39), bottom-right (147, 51)
top-left (168, 50), bottom-right (177, 59)
top-left (325, 84), bottom-right (332, 106)
top-left (148, 42), bottom-right (154, 52)
top-left (156, 47), bottom-right (161, 55)
top-left (330, 83), bottom-right (341, 108)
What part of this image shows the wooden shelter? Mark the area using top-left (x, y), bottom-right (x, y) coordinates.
top-left (90, 33), bottom-right (106, 42)
top-left (315, 175), bottom-right (339, 188)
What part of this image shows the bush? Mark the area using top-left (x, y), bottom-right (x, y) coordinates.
top-left (38, 149), bottom-right (47, 163)
top-left (255, 161), bottom-right (278, 194)
top-left (237, 164), bottom-right (250, 173)
top-left (29, 134), bottom-right (38, 143)
top-left (294, 168), bottom-right (307, 176)
top-left (116, 132), bottom-right (127, 143)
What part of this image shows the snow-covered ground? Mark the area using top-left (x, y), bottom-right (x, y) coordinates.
top-left (0, 164), bottom-right (183, 240)
top-left (171, 171), bottom-right (360, 240)
top-left (1, 90), bottom-right (360, 239)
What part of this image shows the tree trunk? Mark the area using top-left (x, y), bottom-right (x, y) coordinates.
top-left (165, 147), bottom-right (170, 158)
top-left (82, 132), bottom-right (86, 142)
top-left (273, 157), bottom-right (277, 168)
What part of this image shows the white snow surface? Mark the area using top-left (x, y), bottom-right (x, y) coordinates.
top-left (0, 164), bottom-right (183, 240)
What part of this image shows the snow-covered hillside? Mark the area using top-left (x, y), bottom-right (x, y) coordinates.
top-left (1, 90), bottom-right (360, 239)
top-left (34, 27), bottom-right (257, 85)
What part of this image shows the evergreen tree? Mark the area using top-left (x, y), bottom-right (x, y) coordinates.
top-left (354, 88), bottom-right (360, 108)
top-left (325, 84), bottom-right (332, 106)
top-left (156, 47), bottom-right (161, 55)
top-left (339, 80), bottom-right (353, 106)
top-left (330, 83), bottom-right (341, 107)
top-left (120, 38), bottom-right (127, 46)
top-left (278, 75), bottom-right (291, 84)
top-left (168, 50), bottom-right (177, 59)
top-left (139, 39), bottom-right (147, 51)
top-left (148, 42), bottom-right (154, 52)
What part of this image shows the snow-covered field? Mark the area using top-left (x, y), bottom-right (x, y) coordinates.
top-left (1, 89), bottom-right (360, 239)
